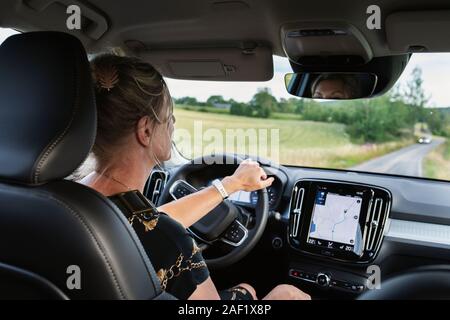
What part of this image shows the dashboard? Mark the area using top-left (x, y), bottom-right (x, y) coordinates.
top-left (282, 166), bottom-right (450, 296)
top-left (146, 159), bottom-right (450, 298)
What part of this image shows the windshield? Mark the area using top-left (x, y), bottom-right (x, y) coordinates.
top-left (3, 27), bottom-right (446, 182)
top-left (168, 54), bottom-right (450, 182)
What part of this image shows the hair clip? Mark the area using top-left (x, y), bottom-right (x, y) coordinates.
top-left (95, 65), bottom-right (119, 91)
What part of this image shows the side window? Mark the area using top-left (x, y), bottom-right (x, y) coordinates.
top-left (0, 28), bottom-right (19, 45)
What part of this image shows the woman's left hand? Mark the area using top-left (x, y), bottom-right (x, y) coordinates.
top-left (222, 159), bottom-right (275, 194)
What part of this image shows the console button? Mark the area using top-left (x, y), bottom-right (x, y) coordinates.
top-left (272, 237), bottom-right (283, 249)
top-left (343, 282), bottom-right (352, 289)
top-left (289, 270), bottom-right (319, 282)
top-left (316, 273), bottom-right (331, 287)
top-left (332, 280), bottom-right (350, 290)
top-left (290, 270), bottom-right (300, 278)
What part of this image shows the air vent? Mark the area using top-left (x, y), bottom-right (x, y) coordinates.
top-left (289, 185), bottom-right (305, 238)
top-left (364, 197), bottom-right (388, 251)
top-left (144, 170), bottom-right (168, 205)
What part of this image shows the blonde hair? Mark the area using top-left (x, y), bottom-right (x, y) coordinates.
top-left (90, 54), bottom-right (172, 169)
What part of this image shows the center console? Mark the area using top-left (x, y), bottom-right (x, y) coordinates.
top-left (287, 179), bottom-right (391, 293)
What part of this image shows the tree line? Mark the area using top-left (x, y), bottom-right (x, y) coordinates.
top-left (174, 67), bottom-right (450, 143)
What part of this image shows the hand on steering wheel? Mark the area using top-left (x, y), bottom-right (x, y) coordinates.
top-left (159, 154), bottom-right (272, 269)
top-left (222, 159), bottom-right (275, 194)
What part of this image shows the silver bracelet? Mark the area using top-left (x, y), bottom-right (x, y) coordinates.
top-left (212, 179), bottom-right (229, 200)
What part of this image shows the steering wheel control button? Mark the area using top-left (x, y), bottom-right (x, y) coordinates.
top-left (169, 180), bottom-right (198, 200)
top-left (173, 187), bottom-right (189, 198)
top-left (221, 220), bottom-right (248, 246)
top-left (316, 273), bottom-right (331, 287)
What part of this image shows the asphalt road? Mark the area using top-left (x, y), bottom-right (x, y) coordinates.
top-left (352, 138), bottom-right (446, 177)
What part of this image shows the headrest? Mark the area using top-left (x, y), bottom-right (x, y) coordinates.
top-left (0, 32), bottom-right (96, 185)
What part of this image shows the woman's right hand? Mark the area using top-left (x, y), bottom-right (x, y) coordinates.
top-left (222, 159), bottom-right (275, 195)
top-left (262, 284), bottom-right (311, 300)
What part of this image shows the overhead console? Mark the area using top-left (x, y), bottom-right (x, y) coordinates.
top-left (281, 21), bottom-right (411, 97)
top-left (288, 179), bottom-right (391, 264)
top-left (281, 21), bottom-right (373, 66)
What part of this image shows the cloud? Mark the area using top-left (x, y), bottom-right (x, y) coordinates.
top-left (397, 53), bottom-right (450, 108)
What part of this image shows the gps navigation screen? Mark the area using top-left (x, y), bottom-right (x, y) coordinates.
top-left (307, 190), bottom-right (363, 252)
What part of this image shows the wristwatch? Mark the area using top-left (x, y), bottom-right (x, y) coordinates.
top-left (212, 179), bottom-right (229, 200)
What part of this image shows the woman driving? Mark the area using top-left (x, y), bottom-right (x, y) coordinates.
top-left (80, 54), bottom-right (310, 300)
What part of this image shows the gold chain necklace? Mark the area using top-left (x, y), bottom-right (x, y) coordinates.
top-left (97, 172), bottom-right (133, 191)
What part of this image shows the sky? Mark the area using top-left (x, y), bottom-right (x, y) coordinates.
top-left (2, 27), bottom-right (449, 108)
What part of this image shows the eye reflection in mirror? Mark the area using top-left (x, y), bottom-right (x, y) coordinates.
top-left (311, 74), bottom-right (359, 99)
top-left (285, 72), bottom-right (377, 100)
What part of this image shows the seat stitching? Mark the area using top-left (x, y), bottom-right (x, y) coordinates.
top-left (0, 181), bottom-right (163, 299)
top-left (33, 47), bottom-right (80, 183)
top-left (78, 185), bottom-right (161, 294)
top-left (46, 196), bottom-right (127, 299)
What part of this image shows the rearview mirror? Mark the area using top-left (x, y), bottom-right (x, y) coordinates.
top-left (285, 72), bottom-right (378, 100)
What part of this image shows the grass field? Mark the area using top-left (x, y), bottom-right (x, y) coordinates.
top-left (424, 140), bottom-right (450, 180)
top-left (173, 108), bottom-right (412, 169)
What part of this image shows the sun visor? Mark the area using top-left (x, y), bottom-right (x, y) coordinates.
top-left (386, 11), bottom-right (450, 52)
top-left (141, 47), bottom-right (273, 81)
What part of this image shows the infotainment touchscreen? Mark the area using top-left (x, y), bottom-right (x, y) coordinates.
top-left (288, 179), bottom-right (391, 263)
top-left (307, 189), bottom-right (364, 255)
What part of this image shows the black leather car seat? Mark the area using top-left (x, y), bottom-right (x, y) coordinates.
top-left (358, 265), bottom-right (450, 300)
top-left (0, 32), bottom-right (173, 300)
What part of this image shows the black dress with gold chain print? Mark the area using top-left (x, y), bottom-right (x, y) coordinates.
top-left (108, 190), bottom-right (210, 300)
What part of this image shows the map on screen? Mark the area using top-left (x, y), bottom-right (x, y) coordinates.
top-left (309, 191), bottom-right (362, 245)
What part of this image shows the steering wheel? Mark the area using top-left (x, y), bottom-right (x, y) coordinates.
top-left (158, 154), bottom-right (269, 269)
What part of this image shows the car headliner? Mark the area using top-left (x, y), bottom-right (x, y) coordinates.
top-left (1, 0), bottom-right (450, 80)
top-left (0, 0), bottom-right (450, 56)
